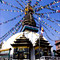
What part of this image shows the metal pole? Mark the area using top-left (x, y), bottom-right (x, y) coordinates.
top-left (39, 17), bottom-right (41, 60)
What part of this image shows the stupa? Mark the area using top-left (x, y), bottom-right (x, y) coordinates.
top-left (1, 3), bottom-right (53, 60)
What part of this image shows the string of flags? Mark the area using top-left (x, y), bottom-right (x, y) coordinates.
top-left (33, 0), bottom-right (42, 8)
top-left (35, 6), bottom-right (60, 12)
top-left (28, 0), bottom-right (32, 4)
top-left (25, 0), bottom-right (28, 3)
top-left (40, 1), bottom-right (60, 8)
top-left (1, 0), bottom-right (23, 11)
top-left (0, 9), bottom-right (21, 13)
top-left (34, 14), bottom-right (60, 34)
top-left (15, 0), bottom-right (24, 9)
top-left (35, 11), bottom-right (59, 15)
top-left (0, 0), bottom-right (60, 42)
top-left (34, 1), bottom-right (60, 12)
top-left (43, 1), bottom-right (60, 9)
top-left (20, 0), bottom-right (26, 6)
top-left (12, 23), bottom-right (22, 36)
top-left (41, 20), bottom-right (60, 34)
top-left (0, 23), bottom-right (22, 42)
top-left (44, 29), bottom-right (55, 41)
top-left (49, 5), bottom-right (60, 8)
top-left (0, 20), bottom-right (22, 41)
top-left (34, 17), bottom-right (60, 39)
top-left (36, 14), bottom-right (60, 27)
top-left (35, 13), bottom-right (60, 23)
top-left (42, 14), bottom-right (60, 23)
top-left (42, 24), bottom-right (60, 39)
top-left (0, 13), bottom-right (24, 25)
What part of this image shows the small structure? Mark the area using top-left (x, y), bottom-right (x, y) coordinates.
top-left (34, 35), bottom-right (52, 59)
top-left (0, 48), bottom-right (11, 59)
top-left (11, 33), bottom-right (33, 59)
top-left (0, 42), bottom-right (3, 49)
top-left (54, 40), bottom-right (60, 57)
top-left (1, 3), bottom-right (53, 60)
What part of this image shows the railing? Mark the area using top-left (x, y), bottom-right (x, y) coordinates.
top-left (40, 56), bottom-right (60, 60)
top-left (0, 56), bottom-right (60, 60)
top-left (0, 58), bottom-right (30, 60)
top-left (0, 57), bottom-right (12, 60)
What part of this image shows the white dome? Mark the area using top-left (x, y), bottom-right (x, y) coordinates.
top-left (2, 31), bottom-right (39, 54)
top-left (1, 31), bottom-right (50, 55)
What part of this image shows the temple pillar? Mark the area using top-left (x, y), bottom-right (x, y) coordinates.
top-left (31, 47), bottom-right (35, 60)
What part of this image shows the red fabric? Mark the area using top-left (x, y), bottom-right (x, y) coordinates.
top-left (58, 10), bottom-right (60, 13)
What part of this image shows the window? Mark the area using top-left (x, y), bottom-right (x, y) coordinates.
top-left (58, 45), bottom-right (60, 48)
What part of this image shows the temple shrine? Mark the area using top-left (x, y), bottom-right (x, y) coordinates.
top-left (0, 3), bottom-right (53, 60)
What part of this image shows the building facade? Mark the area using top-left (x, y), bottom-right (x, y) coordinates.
top-left (54, 40), bottom-right (60, 57)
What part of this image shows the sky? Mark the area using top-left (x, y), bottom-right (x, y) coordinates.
top-left (0, 0), bottom-right (60, 50)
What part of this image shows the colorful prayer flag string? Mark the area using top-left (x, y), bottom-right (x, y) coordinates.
top-left (33, 14), bottom-right (60, 34)
top-left (20, 0), bottom-right (26, 6)
top-left (0, 19), bottom-right (23, 42)
top-left (49, 5), bottom-right (60, 8)
top-left (36, 13), bottom-right (60, 22)
top-left (35, 11), bottom-right (59, 15)
top-left (0, 15), bottom-right (25, 40)
top-left (42, 24), bottom-right (60, 39)
top-left (35, 13), bottom-right (60, 27)
top-left (43, 1), bottom-right (60, 9)
top-left (0, 13), bottom-right (24, 25)
top-left (36, 14), bottom-right (60, 27)
top-left (15, 0), bottom-right (24, 9)
top-left (41, 20), bottom-right (60, 34)
top-left (0, 21), bottom-right (21, 40)
top-left (0, 9), bottom-right (21, 12)
top-left (34, 16), bottom-right (60, 38)
top-left (35, 5), bottom-right (57, 12)
top-left (12, 23), bottom-right (22, 36)
top-left (1, 0), bottom-right (24, 11)
top-left (44, 29), bottom-right (55, 41)
top-left (28, 0), bottom-right (32, 4)
top-left (34, 1), bottom-right (60, 12)
top-left (33, 0), bottom-right (42, 8)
